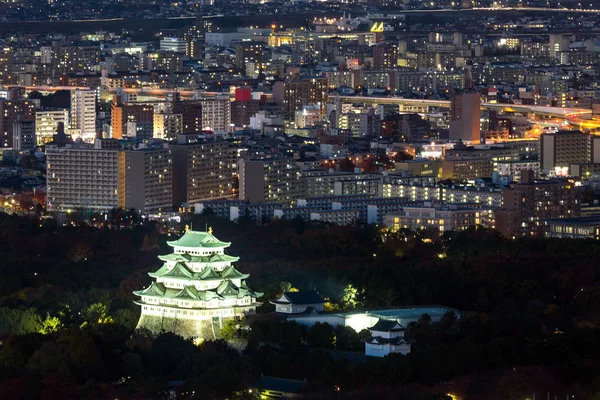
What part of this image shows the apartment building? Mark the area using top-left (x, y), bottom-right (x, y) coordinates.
top-left (46, 139), bottom-right (125, 212)
top-left (170, 137), bottom-right (237, 207)
top-left (70, 89), bottom-right (97, 141)
top-left (238, 157), bottom-right (303, 204)
top-left (125, 145), bottom-right (173, 213)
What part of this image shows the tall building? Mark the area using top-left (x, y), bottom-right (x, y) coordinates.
top-left (12, 119), bottom-right (35, 151)
top-left (449, 65), bottom-right (481, 143)
top-left (239, 157), bottom-right (302, 204)
top-left (125, 145), bottom-right (173, 213)
top-left (284, 77), bottom-right (328, 120)
top-left (170, 137), bottom-right (237, 207)
top-left (133, 228), bottom-right (262, 338)
top-left (172, 102), bottom-right (203, 133)
top-left (549, 33), bottom-right (569, 60)
top-left (154, 112), bottom-right (183, 139)
top-left (231, 100), bottom-right (260, 128)
top-left (36, 109), bottom-right (69, 145)
top-left (235, 41), bottom-right (265, 72)
top-left (540, 130), bottom-right (590, 173)
top-left (195, 97), bottom-right (230, 132)
top-left (0, 100), bottom-right (36, 148)
top-left (46, 140), bottom-right (125, 212)
top-left (70, 89), bottom-right (96, 141)
top-left (111, 100), bottom-right (154, 139)
top-left (495, 170), bottom-right (582, 237)
top-left (373, 44), bottom-right (398, 69)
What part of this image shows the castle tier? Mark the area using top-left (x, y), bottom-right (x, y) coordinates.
top-left (134, 228), bottom-right (262, 338)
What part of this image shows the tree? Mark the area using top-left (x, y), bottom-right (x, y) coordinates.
top-left (82, 303), bottom-right (113, 325)
top-left (341, 284), bottom-right (360, 310)
top-left (220, 318), bottom-right (240, 340)
top-left (307, 322), bottom-right (335, 349)
top-left (39, 315), bottom-right (62, 335)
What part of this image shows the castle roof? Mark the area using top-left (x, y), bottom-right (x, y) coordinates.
top-left (271, 291), bottom-right (325, 306)
top-left (158, 253), bottom-right (240, 263)
top-left (166, 229), bottom-right (231, 249)
top-left (148, 264), bottom-right (249, 281)
top-left (368, 319), bottom-right (406, 332)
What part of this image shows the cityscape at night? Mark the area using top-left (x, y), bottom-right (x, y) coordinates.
top-left (2, 0), bottom-right (600, 399)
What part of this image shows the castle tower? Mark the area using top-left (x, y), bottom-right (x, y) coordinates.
top-left (134, 228), bottom-right (262, 339)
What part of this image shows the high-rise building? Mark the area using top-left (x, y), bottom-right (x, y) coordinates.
top-left (154, 112), bottom-right (183, 139)
top-left (46, 139), bottom-right (125, 212)
top-left (449, 65), bottom-right (481, 143)
top-left (235, 41), bottom-right (265, 72)
top-left (133, 228), bottom-right (262, 338)
top-left (549, 33), bottom-right (569, 60)
top-left (495, 170), bottom-right (582, 237)
top-left (540, 131), bottom-right (590, 173)
top-left (373, 44), bottom-right (398, 69)
top-left (70, 89), bottom-right (96, 141)
top-left (36, 109), bottom-right (69, 145)
top-left (170, 137), bottom-right (238, 207)
top-left (0, 100), bottom-right (36, 148)
top-left (12, 119), bottom-right (35, 151)
top-left (238, 157), bottom-right (302, 204)
top-left (172, 102), bottom-right (203, 133)
top-left (231, 100), bottom-right (260, 128)
top-left (111, 100), bottom-right (154, 139)
top-left (284, 77), bottom-right (328, 120)
top-left (193, 97), bottom-right (230, 132)
top-left (125, 145), bottom-right (173, 213)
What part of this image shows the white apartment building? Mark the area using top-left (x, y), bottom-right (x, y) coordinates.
top-left (196, 96), bottom-right (231, 132)
top-left (70, 89), bottom-right (96, 141)
top-left (36, 109), bottom-right (69, 145)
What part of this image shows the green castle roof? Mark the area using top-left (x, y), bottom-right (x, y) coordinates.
top-left (167, 230), bottom-right (231, 249)
top-left (158, 253), bottom-right (240, 263)
top-left (133, 281), bottom-right (166, 297)
top-left (134, 281), bottom-right (261, 301)
top-left (148, 264), bottom-right (249, 281)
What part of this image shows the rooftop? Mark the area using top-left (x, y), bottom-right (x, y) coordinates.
top-left (166, 228), bottom-right (231, 249)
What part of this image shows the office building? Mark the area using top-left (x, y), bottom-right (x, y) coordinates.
top-left (159, 37), bottom-right (187, 53)
top-left (70, 89), bottom-right (97, 141)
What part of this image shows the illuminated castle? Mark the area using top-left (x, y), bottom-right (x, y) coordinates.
top-left (134, 227), bottom-right (262, 338)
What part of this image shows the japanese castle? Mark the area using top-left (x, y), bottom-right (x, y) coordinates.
top-left (134, 227), bottom-right (262, 338)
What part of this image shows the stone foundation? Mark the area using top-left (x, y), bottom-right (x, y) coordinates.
top-left (136, 314), bottom-right (232, 339)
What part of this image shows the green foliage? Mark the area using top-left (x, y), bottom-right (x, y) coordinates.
top-left (39, 315), bottom-right (62, 335)
top-left (220, 318), bottom-right (240, 340)
top-left (82, 302), bottom-right (113, 325)
top-left (0, 307), bottom-right (43, 335)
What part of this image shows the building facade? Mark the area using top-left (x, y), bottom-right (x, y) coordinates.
top-left (134, 228), bottom-right (262, 338)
